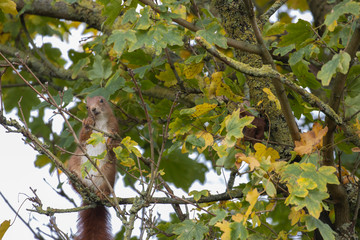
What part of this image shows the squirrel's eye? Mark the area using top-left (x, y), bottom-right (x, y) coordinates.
top-left (100, 98), bottom-right (104, 103)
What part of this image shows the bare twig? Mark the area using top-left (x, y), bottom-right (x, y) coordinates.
top-left (127, 69), bottom-right (156, 199)
top-left (0, 192), bottom-right (45, 240)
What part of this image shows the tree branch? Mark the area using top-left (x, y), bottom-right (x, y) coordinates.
top-left (260, 0), bottom-right (288, 23)
top-left (14, 0), bottom-right (106, 32)
top-left (244, 0), bottom-right (300, 142)
top-left (195, 36), bottom-right (360, 150)
top-left (322, 20), bottom-right (360, 230)
top-left (29, 189), bottom-right (244, 216)
top-left (0, 44), bottom-right (87, 81)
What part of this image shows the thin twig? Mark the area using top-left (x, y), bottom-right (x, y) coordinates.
top-left (164, 48), bottom-right (185, 91)
top-left (0, 192), bottom-right (45, 240)
top-left (127, 69), bottom-right (156, 199)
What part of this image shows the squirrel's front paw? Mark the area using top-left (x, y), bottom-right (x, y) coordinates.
top-left (83, 117), bottom-right (95, 129)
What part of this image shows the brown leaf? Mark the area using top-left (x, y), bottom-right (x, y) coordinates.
top-left (294, 122), bottom-right (328, 155)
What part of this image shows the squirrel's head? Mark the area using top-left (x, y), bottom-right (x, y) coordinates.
top-left (86, 96), bottom-right (112, 119)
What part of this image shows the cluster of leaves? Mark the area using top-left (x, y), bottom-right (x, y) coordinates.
top-left (1, 0), bottom-right (360, 239)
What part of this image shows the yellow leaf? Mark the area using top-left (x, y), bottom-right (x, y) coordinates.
top-left (231, 213), bottom-right (244, 223)
top-left (254, 143), bottom-right (280, 162)
top-left (181, 141), bottom-right (188, 154)
top-left (155, 63), bottom-right (178, 87)
top-left (179, 50), bottom-right (191, 60)
top-left (208, 71), bottom-right (223, 96)
top-left (213, 143), bottom-right (227, 158)
top-left (245, 188), bottom-right (259, 221)
top-left (277, 230), bottom-right (289, 240)
top-left (328, 20), bottom-right (337, 32)
top-left (215, 221), bottom-right (231, 240)
top-left (196, 131), bottom-right (214, 153)
top-left (0, 220), bottom-right (10, 239)
top-left (186, 13), bottom-right (196, 23)
top-left (353, 119), bottom-right (360, 137)
top-left (263, 88), bottom-right (281, 110)
top-left (171, 5), bottom-right (186, 19)
top-left (288, 207), bottom-right (305, 226)
top-left (235, 152), bottom-right (260, 171)
top-left (191, 103), bottom-right (217, 117)
top-left (0, 0), bottom-right (17, 15)
top-left (120, 157), bottom-right (135, 167)
top-left (219, 48), bottom-right (234, 58)
top-left (184, 62), bottom-right (204, 79)
top-left (252, 214), bottom-right (261, 227)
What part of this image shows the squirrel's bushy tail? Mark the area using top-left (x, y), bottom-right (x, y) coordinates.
top-left (77, 204), bottom-right (112, 240)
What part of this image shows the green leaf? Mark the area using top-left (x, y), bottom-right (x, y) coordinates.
top-left (318, 52), bottom-right (351, 86)
top-left (230, 222), bottom-right (248, 240)
top-left (197, 22), bottom-right (228, 49)
top-left (262, 178), bottom-right (276, 197)
top-left (289, 189), bottom-right (329, 218)
top-left (105, 72), bottom-right (125, 95)
top-left (220, 109), bottom-right (254, 147)
top-left (172, 220), bottom-right (208, 240)
top-left (189, 189), bottom-right (209, 201)
top-left (291, 60), bottom-right (321, 89)
top-left (87, 132), bottom-right (106, 146)
top-left (34, 154), bottom-right (51, 168)
top-left (160, 149), bottom-right (207, 191)
top-left (135, 7), bottom-right (152, 30)
top-left (88, 55), bottom-right (112, 80)
top-left (184, 54), bottom-right (205, 64)
top-left (107, 30), bottom-right (137, 54)
top-left (324, 0), bottom-right (360, 29)
top-left (121, 8), bottom-right (138, 24)
top-left (102, 0), bottom-right (123, 26)
top-left (186, 134), bottom-right (205, 148)
top-left (303, 215), bottom-right (336, 240)
top-left (71, 58), bottom-right (89, 79)
top-left (121, 136), bottom-right (142, 157)
top-left (300, 164), bottom-right (339, 192)
top-left (265, 22), bottom-right (286, 36)
top-left (279, 19), bottom-right (314, 49)
top-left (209, 209), bottom-right (227, 225)
top-left (273, 44), bottom-right (295, 57)
top-left (128, 30), bottom-right (152, 53)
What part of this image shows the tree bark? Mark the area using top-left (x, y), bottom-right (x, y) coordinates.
top-left (213, 0), bottom-right (293, 156)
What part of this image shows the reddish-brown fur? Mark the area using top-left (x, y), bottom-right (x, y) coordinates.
top-left (68, 96), bottom-right (119, 240)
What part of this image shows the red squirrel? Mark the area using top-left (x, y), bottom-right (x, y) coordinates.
top-left (68, 96), bottom-right (119, 240)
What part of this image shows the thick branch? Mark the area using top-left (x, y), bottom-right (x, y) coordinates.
top-left (0, 44), bottom-right (87, 81)
top-left (244, 0), bottom-right (300, 142)
top-left (129, 0), bottom-right (262, 55)
top-left (322, 21), bottom-right (360, 229)
top-left (195, 36), bottom-right (360, 149)
top-left (15, 0), bottom-right (262, 54)
top-left (15, 0), bottom-right (106, 32)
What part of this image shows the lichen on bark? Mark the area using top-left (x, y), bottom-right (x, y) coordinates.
top-left (212, 0), bottom-right (293, 156)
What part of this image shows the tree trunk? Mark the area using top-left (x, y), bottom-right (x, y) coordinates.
top-left (213, 0), bottom-right (293, 156)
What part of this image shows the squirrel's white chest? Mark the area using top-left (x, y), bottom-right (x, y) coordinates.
top-left (85, 117), bottom-right (109, 157)
top-left (81, 117), bottom-right (109, 188)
